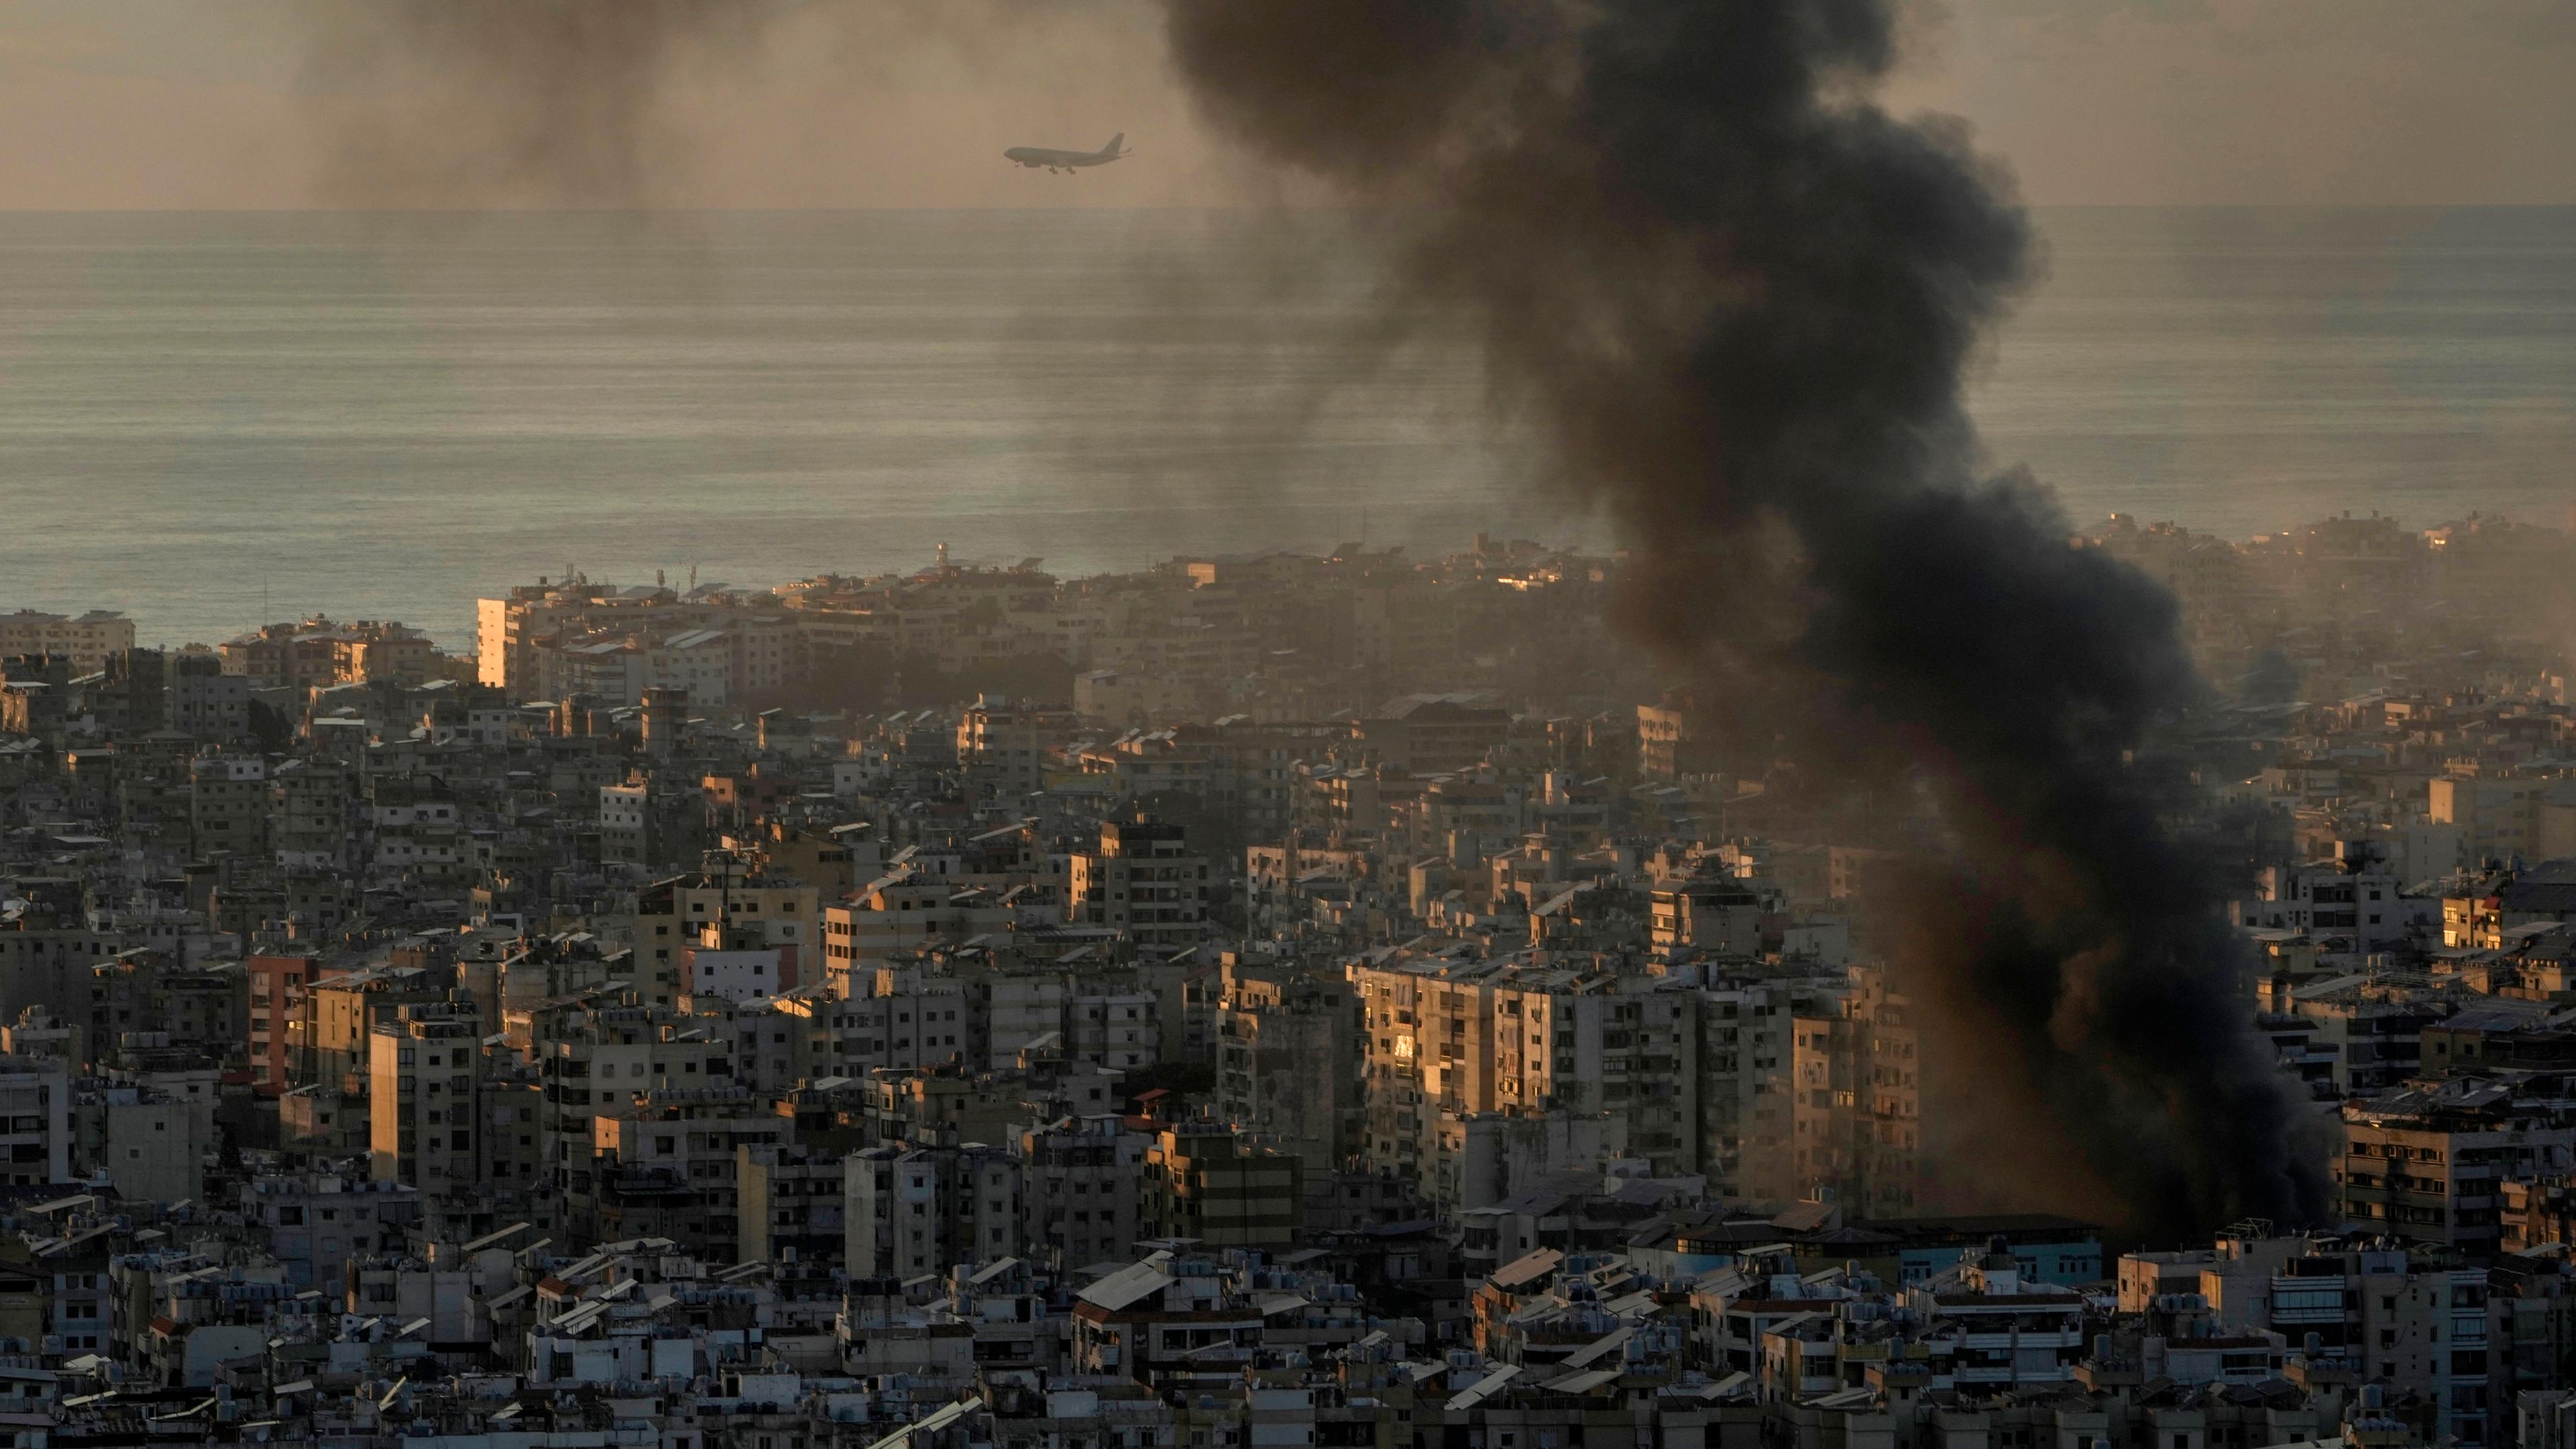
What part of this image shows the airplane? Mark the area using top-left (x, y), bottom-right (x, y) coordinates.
top-left (1004, 133), bottom-right (1127, 174)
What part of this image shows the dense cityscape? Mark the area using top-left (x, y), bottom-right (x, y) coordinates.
top-left (0, 509), bottom-right (2569, 1447)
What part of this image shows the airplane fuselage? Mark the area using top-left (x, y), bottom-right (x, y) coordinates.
top-left (1006, 136), bottom-right (1126, 172)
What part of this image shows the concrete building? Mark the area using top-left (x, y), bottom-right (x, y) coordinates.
top-left (2433, 774), bottom-right (2555, 868)
top-left (843, 1142), bottom-right (1020, 1279)
top-left (957, 696), bottom-right (1076, 798)
top-left (582, 1088), bottom-right (782, 1260)
top-left (0, 1057), bottom-right (70, 1187)
top-left (1020, 1114), bottom-right (1149, 1273)
top-left (1216, 955), bottom-right (1362, 1173)
top-left (72, 1086), bottom-right (204, 1203)
top-left (240, 1173), bottom-right (423, 1290)
top-left (168, 653), bottom-right (252, 742)
top-left (2237, 859), bottom-right (2414, 959)
top-left (217, 616), bottom-right (432, 690)
top-left (2124, 1228), bottom-right (2504, 1446)
top-left (1070, 819), bottom-right (1210, 952)
top-left (635, 869), bottom-right (818, 1008)
top-left (368, 999), bottom-right (486, 1197)
top-left (1140, 1123), bottom-right (1303, 1249)
top-left (737, 1142), bottom-right (847, 1267)
top-left (534, 1000), bottom-right (736, 1211)
top-left (246, 951), bottom-right (335, 1098)
top-left (2341, 1075), bottom-right (2576, 1257)
top-left (268, 759), bottom-right (354, 872)
top-left (189, 756), bottom-right (270, 859)
top-left (0, 610), bottom-right (134, 673)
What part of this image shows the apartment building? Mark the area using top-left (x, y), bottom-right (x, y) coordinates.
top-left (582, 1089), bottom-right (782, 1260)
top-left (478, 578), bottom-right (802, 704)
top-left (368, 1000), bottom-right (486, 1197)
top-left (1650, 878), bottom-right (1767, 956)
top-left (169, 653), bottom-right (252, 741)
top-left (1069, 819), bottom-right (1209, 952)
top-left (1067, 987), bottom-right (1160, 1072)
top-left (786, 973), bottom-right (970, 1078)
top-left (736, 1143), bottom-right (847, 1266)
top-left (246, 951), bottom-right (336, 1097)
top-left (0, 610), bottom-right (133, 673)
top-left (2432, 773), bottom-right (2557, 869)
top-left (1216, 956), bottom-right (1362, 1173)
top-left (635, 870), bottom-right (818, 1006)
top-left (2237, 860), bottom-right (2415, 957)
top-left (218, 617), bottom-right (432, 690)
top-left (843, 1142), bottom-right (1020, 1279)
top-left (306, 965), bottom-right (447, 1091)
top-left (2341, 1075), bottom-right (2576, 1257)
top-left (2126, 1230), bottom-right (2505, 1446)
top-left (957, 695), bottom-right (1076, 798)
top-left (0, 1057), bottom-right (70, 1187)
top-left (366, 772), bottom-right (464, 880)
top-left (268, 759), bottom-right (354, 871)
top-left (1020, 1114), bottom-right (1149, 1273)
top-left (1140, 1124), bottom-right (1303, 1249)
top-left (534, 1002), bottom-right (736, 1200)
top-left (189, 756), bottom-right (269, 858)
top-left (822, 877), bottom-right (1025, 973)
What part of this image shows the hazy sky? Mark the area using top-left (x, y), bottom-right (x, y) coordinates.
top-left (0, 0), bottom-right (2569, 210)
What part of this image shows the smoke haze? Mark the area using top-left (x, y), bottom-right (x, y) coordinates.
top-left (288, 0), bottom-right (1212, 210)
top-left (1163, 0), bottom-right (2326, 1236)
top-left (1, 1), bottom-right (2571, 209)
top-left (297, 0), bottom-right (768, 207)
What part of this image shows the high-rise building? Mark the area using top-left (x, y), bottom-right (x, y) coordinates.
top-left (843, 1143), bottom-right (1020, 1279)
top-left (1070, 819), bottom-right (1209, 952)
top-left (368, 1000), bottom-right (485, 1197)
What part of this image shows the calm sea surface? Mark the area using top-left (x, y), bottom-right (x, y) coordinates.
top-left (0, 207), bottom-right (2569, 648)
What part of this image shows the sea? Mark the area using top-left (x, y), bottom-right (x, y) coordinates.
top-left (0, 206), bottom-right (2569, 649)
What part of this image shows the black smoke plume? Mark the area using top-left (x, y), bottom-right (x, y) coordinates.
top-left (1165, 0), bottom-right (2326, 1235)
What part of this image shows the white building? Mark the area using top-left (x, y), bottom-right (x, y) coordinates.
top-left (681, 946), bottom-right (791, 1002)
top-left (2236, 860), bottom-right (2416, 956)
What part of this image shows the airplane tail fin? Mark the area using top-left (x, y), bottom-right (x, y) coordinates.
top-left (1102, 133), bottom-right (1126, 158)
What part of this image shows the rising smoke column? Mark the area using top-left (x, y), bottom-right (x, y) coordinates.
top-left (1165, 0), bottom-right (2327, 1235)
